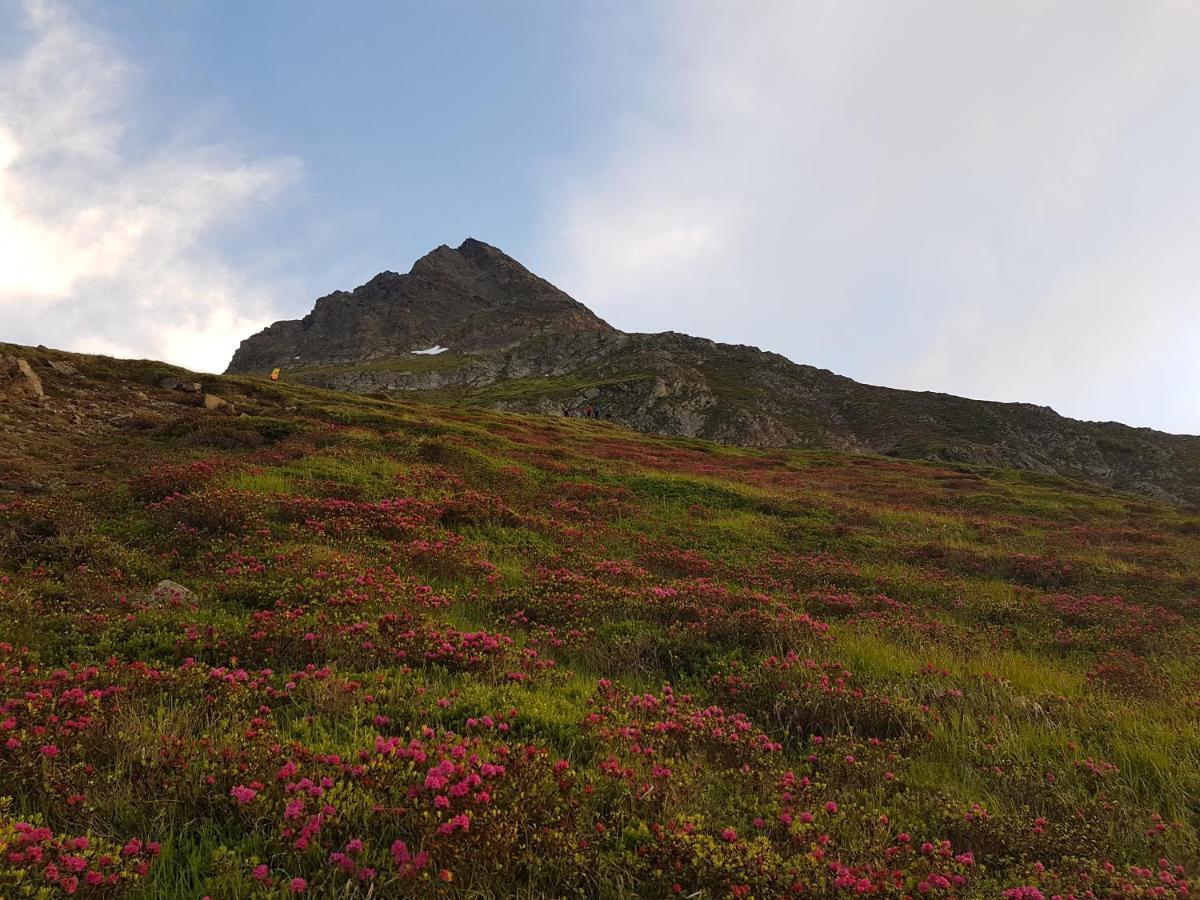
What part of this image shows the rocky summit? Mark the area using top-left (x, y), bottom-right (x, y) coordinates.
top-left (228, 239), bottom-right (1200, 506)
top-left (226, 238), bottom-right (614, 371)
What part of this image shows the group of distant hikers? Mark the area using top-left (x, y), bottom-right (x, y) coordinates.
top-left (565, 404), bottom-right (605, 419)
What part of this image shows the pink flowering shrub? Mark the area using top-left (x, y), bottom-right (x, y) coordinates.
top-left (2, 370), bottom-right (1199, 896)
top-left (0, 815), bottom-right (158, 896)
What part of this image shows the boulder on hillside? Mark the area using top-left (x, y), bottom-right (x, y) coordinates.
top-left (202, 394), bottom-right (229, 411)
top-left (148, 580), bottom-right (195, 605)
top-left (46, 360), bottom-right (78, 376)
top-left (1, 356), bottom-right (45, 400)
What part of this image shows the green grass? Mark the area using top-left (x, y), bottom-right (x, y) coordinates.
top-left (2, 345), bottom-right (1199, 897)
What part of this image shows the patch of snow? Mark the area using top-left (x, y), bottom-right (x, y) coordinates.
top-left (413, 346), bottom-right (448, 355)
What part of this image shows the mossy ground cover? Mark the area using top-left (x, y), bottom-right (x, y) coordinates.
top-left (1, 351), bottom-right (1198, 897)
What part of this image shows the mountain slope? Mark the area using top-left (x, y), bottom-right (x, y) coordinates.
top-left (228, 240), bottom-right (1200, 506)
top-left (2, 342), bottom-right (1200, 896)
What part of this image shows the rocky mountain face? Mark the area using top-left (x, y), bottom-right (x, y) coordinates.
top-left (227, 239), bottom-right (1200, 506)
top-left (228, 238), bottom-right (614, 371)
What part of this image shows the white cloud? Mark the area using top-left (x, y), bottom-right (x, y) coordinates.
top-left (0, 0), bottom-right (300, 373)
top-left (909, 219), bottom-right (1200, 428)
top-left (542, 1), bottom-right (1200, 433)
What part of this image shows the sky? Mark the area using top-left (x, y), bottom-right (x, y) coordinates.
top-left (1, 0), bottom-right (1199, 434)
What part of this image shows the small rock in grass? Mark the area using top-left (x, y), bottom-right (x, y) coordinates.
top-left (148, 580), bottom-right (195, 605)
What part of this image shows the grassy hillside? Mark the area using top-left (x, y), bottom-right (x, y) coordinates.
top-left (2, 346), bottom-right (1199, 897)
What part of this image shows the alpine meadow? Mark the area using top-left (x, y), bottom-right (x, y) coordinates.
top-left (0, 344), bottom-right (1197, 897)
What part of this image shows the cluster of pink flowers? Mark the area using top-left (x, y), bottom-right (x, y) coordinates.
top-left (1, 820), bottom-right (159, 895)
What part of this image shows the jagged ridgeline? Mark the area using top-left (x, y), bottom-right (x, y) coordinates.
top-left (228, 239), bottom-right (1200, 506)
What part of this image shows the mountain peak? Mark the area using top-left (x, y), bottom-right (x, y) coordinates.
top-left (456, 236), bottom-right (507, 260)
top-left (407, 238), bottom-right (533, 285)
top-left (226, 239), bottom-right (614, 373)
